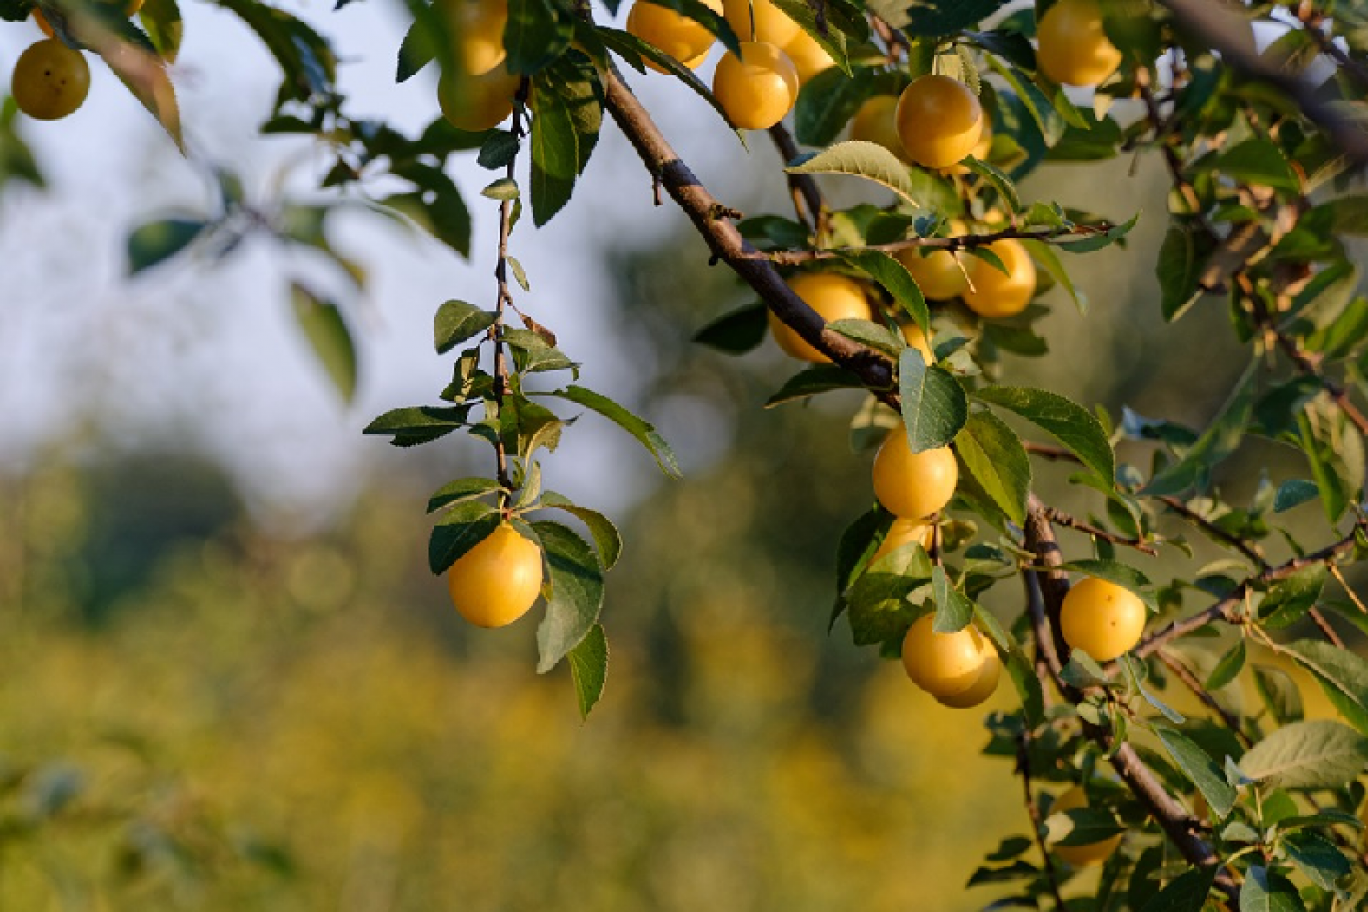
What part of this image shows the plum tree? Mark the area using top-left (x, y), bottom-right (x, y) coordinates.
top-left (27, 0), bottom-right (1368, 909)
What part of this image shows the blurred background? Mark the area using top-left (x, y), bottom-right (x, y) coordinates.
top-left (0, 4), bottom-right (1345, 910)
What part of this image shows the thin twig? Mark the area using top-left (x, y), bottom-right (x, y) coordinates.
top-left (1041, 505), bottom-right (1158, 556)
top-left (1156, 648), bottom-right (1252, 747)
top-left (1293, 3), bottom-right (1368, 89)
top-left (1016, 731), bottom-right (1068, 912)
top-left (766, 222), bottom-right (1117, 265)
top-left (767, 123), bottom-right (827, 242)
top-left (1155, 495), bottom-right (1268, 569)
top-left (489, 79), bottom-right (529, 497)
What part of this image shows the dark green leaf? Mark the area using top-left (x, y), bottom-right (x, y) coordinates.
top-left (1135, 863), bottom-right (1216, 912)
top-left (364, 405), bottom-right (470, 447)
top-left (215, 0), bottom-right (337, 105)
top-left (1239, 866), bottom-right (1305, 912)
top-left (567, 623), bottom-right (609, 719)
top-left (504, 0), bottom-right (573, 75)
top-left (1214, 140), bottom-right (1301, 192)
top-left (140, 0), bottom-right (184, 62)
top-left (1273, 479), bottom-right (1319, 513)
top-left (533, 520), bottom-right (604, 672)
top-left (290, 282), bottom-right (358, 404)
top-left (542, 385), bottom-right (681, 478)
top-left (538, 491), bottom-right (623, 570)
top-left (1142, 362), bottom-right (1257, 497)
top-left (1259, 566), bottom-right (1327, 630)
top-left (435, 299), bottom-right (497, 354)
top-left (428, 501), bottom-right (500, 574)
top-left (899, 350), bottom-right (968, 452)
top-left (931, 566), bottom-right (975, 632)
top-left (427, 476), bottom-right (504, 513)
top-left (795, 66), bottom-right (873, 146)
top-left (530, 74), bottom-right (580, 226)
top-left (973, 386), bottom-right (1114, 483)
top-left (765, 364), bottom-right (865, 407)
top-left (694, 302), bottom-right (770, 354)
top-left (1283, 639), bottom-right (1368, 736)
top-left (831, 508), bottom-right (886, 627)
top-left (955, 409), bottom-right (1031, 525)
top-left (841, 249), bottom-right (930, 334)
top-left (896, 0), bottom-right (1005, 35)
top-left (1020, 239), bottom-right (1082, 313)
top-left (1253, 664), bottom-right (1304, 725)
top-left (1153, 723), bottom-right (1236, 819)
top-left (127, 218), bottom-right (206, 274)
top-left (1283, 831), bottom-right (1350, 892)
top-left (1206, 639), bottom-right (1247, 691)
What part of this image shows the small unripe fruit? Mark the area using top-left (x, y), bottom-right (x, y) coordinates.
top-left (1060, 577), bottom-right (1147, 662)
top-left (962, 239), bottom-right (1036, 318)
top-left (871, 425), bottom-right (958, 520)
top-left (1036, 0), bottom-right (1122, 88)
top-left (712, 40), bottom-right (799, 130)
top-left (447, 522), bottom-right (544, 628)
top-left (1049, 786), bottom-right (1123, 866)
top-left (770, 272), bottom-right (870, 362)
top-left (896, 75), bottom-right (983, 170)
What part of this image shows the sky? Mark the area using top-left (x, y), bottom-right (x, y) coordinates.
top-left (0, 3), bottom-right (787, 526)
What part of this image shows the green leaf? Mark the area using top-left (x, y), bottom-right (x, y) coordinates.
top-left (931, 566), bottom-right (975, 633)
top-left (428, 501), bottom-right (500, 574)
top-left (1239, 866), bottom-right (1305, 912)
top-left (1283, 640), bottom-right (1368, 735)
top-left (567, 623), bottom-right (609, 719)
top-left (1273, 480), bottom-right (1319, 513)
top-left (1044, 807), bottom-right (1125, 846)
top-left (1240, 720), bottom-right (1368, 789)
top-left (1213, 140), bottom-right (1301, 192)
top-left (1282, 831), bottom-right (1350, 892)
top-left (694, 302), bottom-right (769, 354)
top-left (364, 405), bottom-right (470, 447)
top-left (795, 66), bottom-right (873, 146)
top-left (972, 386), bottom-right (1114, 483)
top-left (786, 141), bottom-right (921, 206)
top-left (963, 156), bottom-right (1020, 212)
top-left (434, 299), bottom-right (497, 354)
top-left (955, 409), bottom-right (1031, 525)
top-left (426, 476), bottom-right (504, 513)
top-left (504, 0), bottom-right (573, 75)
top-left (594, 26), bottom-right (739, 131)
top-left (1141, 361), bottom-right (1256, 497)
top-left (532, 521), bottom-right (604, 672)
top-left (831, 508), bottom-right (886, 627)
top-left (127, 218), bottom-right (206, 274)
top-left (1206, 640), bottom-right (1246, 691)
top-left (215, 0), bottom-right (336, 105)
top-left (139, 0), bottom-right (184, 62)
top-left (899, 350), bottom-right (968, 453)
top-left (396, 16), bottom-right (436, 81)
top-left (542, 385), bottom-right (681, 478)
top-left (538, 491), bottom-right (623, 570)
top-left (530, 75), bottom-right (580, 226)
top-left (1253, 664), bottom-right (1305, 725)
top-left (1259, 566), bottom-right (1327, 630)
top-left (1152, 723), bottom-right (1237, 819)
top-left (1136, 866), bottom-right (1216, 912)
top-left (765, 364), bottom-right (865, 407)
top-left (895, 0), bottom-right (1005, 34)
top-left (1020, 238), bottom-right (1083, 313)
top-left (1297, 395), bottom-right (1365, 523)
top-left (984, 57), bottom-right (1065, 146)
top-left (840, 249), bottom-right (930, 334)
top-left (290, 282), bottom-right (358, 404)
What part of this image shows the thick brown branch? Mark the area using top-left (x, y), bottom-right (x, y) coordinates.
top-left (599, 63), bottom-right (896, 395)
top-left (1024, 498), bottom-right (1236, 899)
top-left (1157, 0), bottom-right (1368, 165)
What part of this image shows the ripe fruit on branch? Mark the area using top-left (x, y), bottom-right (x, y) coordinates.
top-left (901, 614), bottom-right (997, 701)
top-left (447, 522), bottom-right (544, 628)
top-left (437, 64), bottom-right (520, 132)
top-left (1049, 786), bottom-right (1123, 866)
top-left (870, 517), bottom-right (934, 565)
top-left (1036, 0), bottom-right (1122, 88)
top-left (897, 245), bottom-right (968, 302)
top-left (962, 239), bottom-right (1036, 318)
top-left (711, 40), bottom-right (799, 130)
top-left (12, 38), bottom-right (90, 121)
top-left (769, 271), bottom-right (870, 362)
top-left (895, 75), bottom-right (984, 170)
top-left (871, 425), bottom-right (958, 520)
top-left (442, 0), bottom-right (509, 76)
top-left (782, 28), bottom-right (834, 83)
top-left (1059, 577), bottom-right (1147, 662)
top-left (722, 0), bottom-right (798, 46)
top-left (627, 0), bottom-right (719, 72)
top-left (849, 95), bottom-right (907, 162)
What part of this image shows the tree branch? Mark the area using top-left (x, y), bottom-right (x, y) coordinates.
top-left (766, 222), bottom-right (1117, 265)
top-left (1040, 504), bottom-right (1158, 556)
top-left (599, 62), bottom-right (896, 395)
top-left (1157, 0), bottom-right (1368, 165)
top-left (1156, 648), bottom-right (1252, 747)
top-left (768, 123), bottom-right (827, 241)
